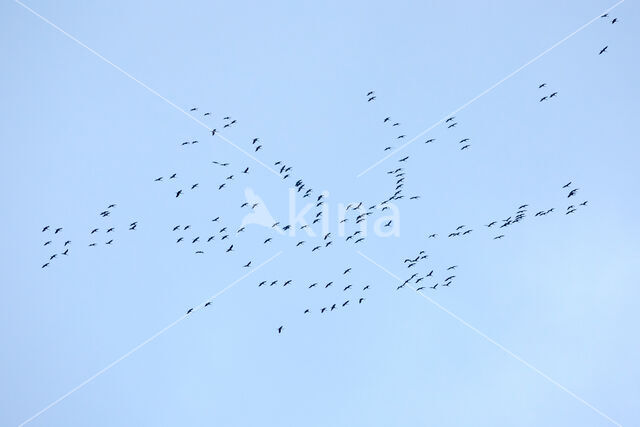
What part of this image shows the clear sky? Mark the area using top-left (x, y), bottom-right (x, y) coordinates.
top-left (1, 0), bottom-right (639, 426)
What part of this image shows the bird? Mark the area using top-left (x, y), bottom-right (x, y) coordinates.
top-left (91, 228), bottom-right (99, 234)
top-left (429, 284), bottom-right (438, 289)
top-left (540, 96), bottom-right (548, 102)
top-left (447, 266), bottom-right (457, 270)
top-left (43, 241), bottom-right (51, 246)
top-left (460, 145), bottom-right (470, 150)
top-left (105, 240), bottom-right (113, 245)
top-left (494, 235), bottom-right (505, 240)
top-left (344, 285), bottom-right (352, 291)
top-left (41, 262), bottom-right (49, 268)
top-left (538, 83), bottom-right (546, 88)
top-left (425, 138), bottom-right (435, 143)
top-left (42, 226), bottom-right (49, 232)
top-left (176, 190), bottom-right (182, 198)
top-left (191, 183), bottom-right (199, 190)
top-left (611, 18), bottom-right (618, 24)
top-left (264, 238), bottom-right (272, 244)
top-left (204, 302), bottom-right (212, 307)
top-left (304, 309), bottom-right (310, 314)
top-left (568, 189), bottom-right (579, 198)
top-left (599, 46), bottom-right (608, 55)
top-left (342, 300), bottom-right (349, 307)
top-left (580, 201), bottom-right (588, 206)
top-left (445, 117), bottom-right (455, 122)
top-left (243, 261), bottom-right (252, 268)
top-left (367, 96), bottom-right (376, 102)
top-left (359, 298), bottom-right (365, 304)
top-left (447, 122), bottom-right (458, 128)
top-left (64, 240), bottom-right (71, 246)
top-left (278, 326), bottom-right (283, 334)
top-left (54, 227), bottom-right (62, 234)
top-left (154, 177), bottom-right (163, 181)
top-left (107, 227), bottom-right (114, 233)
top-left (226, 245), bottom-right (233, 252)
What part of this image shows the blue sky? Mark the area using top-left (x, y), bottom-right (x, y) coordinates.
top-left (1, 0), bottom-right (639, 426)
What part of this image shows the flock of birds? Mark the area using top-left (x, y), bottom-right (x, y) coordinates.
top-left (39, 12), bottom-right (620, 334)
